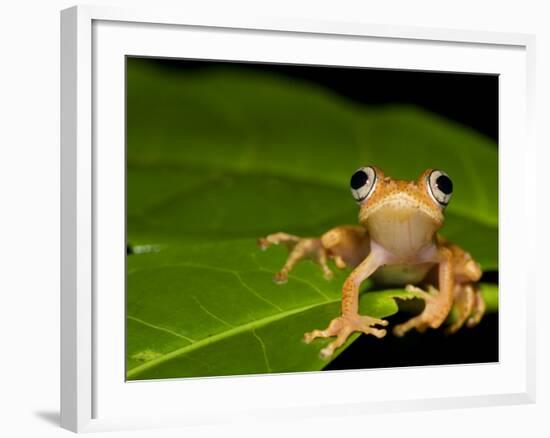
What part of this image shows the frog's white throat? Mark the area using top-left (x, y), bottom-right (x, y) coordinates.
top-left (364, 203), bottom-right (442, 260)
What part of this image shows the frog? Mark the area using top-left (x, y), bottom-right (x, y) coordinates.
top-left (258, 166), bottom-right (485, 359)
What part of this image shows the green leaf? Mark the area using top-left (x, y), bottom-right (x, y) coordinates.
top-left (127, 58), bottom-right (497, 268)
top-left (126, 240), bottom-right (365, 379)
top-left (126, 58), bottom-right (498, 380)
top-left (126, 240), bottom-right (498, 380)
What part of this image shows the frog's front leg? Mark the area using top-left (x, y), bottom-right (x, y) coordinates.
top-left (393, 247), bottom-right (455, 337)
top-left (303, 247), bottom-right (389, 358)
top-left (393, 241), bottom-right (484, 337)
top-left (258, 233), bottom-right (331, 284)
top-left (258, 226), bottom-right (368, 284)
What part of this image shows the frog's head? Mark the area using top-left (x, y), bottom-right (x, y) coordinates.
top-left (350, 166), bottom-right (453, 255)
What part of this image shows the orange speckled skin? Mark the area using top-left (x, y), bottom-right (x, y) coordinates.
top-left (358, 167), bottom-right (443, 226)
top-left (259, 167), bottom-right (485, 358)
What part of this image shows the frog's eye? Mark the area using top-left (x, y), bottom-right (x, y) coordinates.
top-left (427, 169), bottom-right (453, 207)
top-left (350, 166), bottom-right (377, 203)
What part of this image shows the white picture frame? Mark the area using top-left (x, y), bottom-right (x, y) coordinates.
top-left (60, 4), bottom-right (536, 433)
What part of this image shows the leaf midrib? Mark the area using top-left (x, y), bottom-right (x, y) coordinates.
top-left (126, 297), bottom-right (335, 379)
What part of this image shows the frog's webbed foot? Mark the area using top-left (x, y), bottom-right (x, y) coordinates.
top-left (393, 284), bottom-right (447, 337)
top-left (445, 284), bottom-right (486, 335)
top-left (304, 314), bottom-right (388, 359)
top-left (394, 283), bottom-right (486, 337)
top-left (258, 233), bottom-right (333, 284)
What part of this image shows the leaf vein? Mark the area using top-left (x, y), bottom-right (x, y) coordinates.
top-left (128, 260), bottom-right (285, 312)
top-left (192, 296), bottom-right (234, 328)
top-left (233, 271), bottom-right (283, 312)
top-left (256, 267), bottom-right (332, 301)
top-left (127, 315), bottom-right (196, 343)
top-left (252, 329), bottom-right (272, 373)
top-left (126, 298), bottom-right (339, 379)
top-left (252, 250), bottom-right (333, 301)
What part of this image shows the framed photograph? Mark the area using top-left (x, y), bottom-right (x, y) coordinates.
top-left (61, 5), bottom-right (536, 433)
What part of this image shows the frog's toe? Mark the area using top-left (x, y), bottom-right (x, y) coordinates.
top-left (304, 314), bottom-right (388, 358)
top-left (303, 316), bottom-right (343, 343)
top-left (334, 256), bottom-right (347, 269)
top-left (393, 315), bottom-right (430, 337)
top-left (466, 313), bottom-right (482, 328)
top-left (466, 288), bottom-right (486, 328)
top-left (405, 284), bottom-right (437, 302)
top-left (444, 283), bottom-right (485, 334)
top-left (444, 320), bottom-right (463, 335)
top-left (319, 326), bottom-right (353, 359)
top-left (273, 272), bottom-right (288, 284)
top-left (257, 237), bottom-right (269, 250)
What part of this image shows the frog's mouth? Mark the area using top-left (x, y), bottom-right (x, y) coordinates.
top-left (360, 192), bottom-right (443, 224)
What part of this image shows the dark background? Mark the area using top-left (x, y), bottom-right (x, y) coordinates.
top-left (151, 58), bottom-right (499, 142)
top-left (146, 58), bottom-right (499, 370)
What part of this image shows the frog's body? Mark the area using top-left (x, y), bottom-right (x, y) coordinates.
top-left (372, 263), bottom-right (433, 286)
top-left (259, 166), bottom-right (484, 358)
